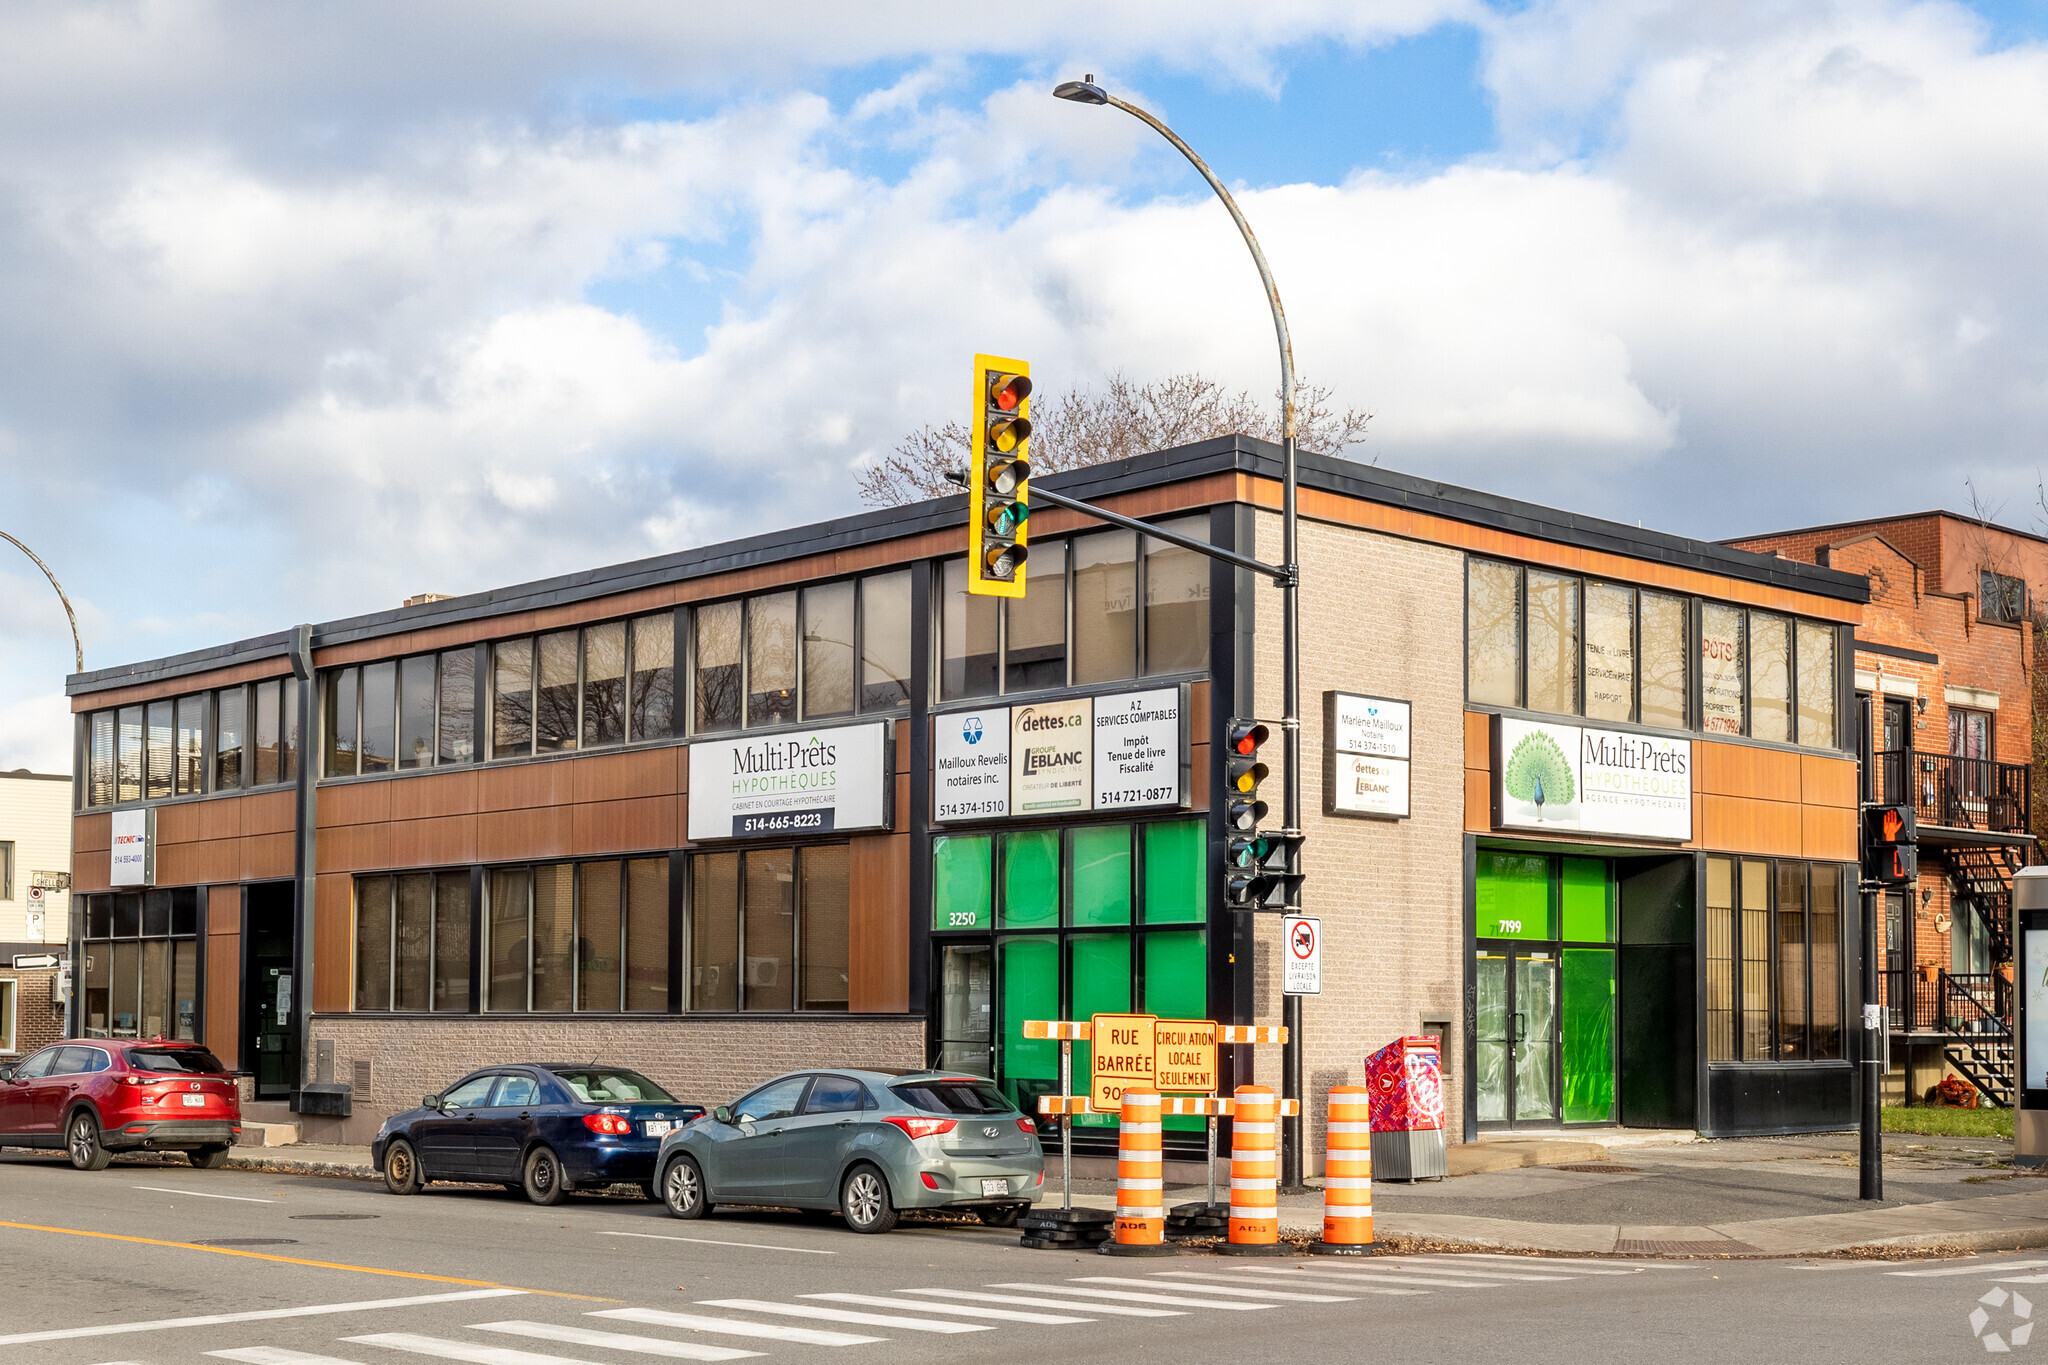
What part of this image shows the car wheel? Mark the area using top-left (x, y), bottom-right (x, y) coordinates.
top-left (66, 1112), bottom-right (111, 1172)
top-left (976, 1204), bottom-right (1022, 1228)
top-left (522, 1146), bottom-right (568, 1206)
top-left (383, 1138), bottom-right (424, 1194)
top-left (187, 1145), bottom-right (231, 1170)
top-left (840, 1164), bottom-right (898, 1234)
top-left (661, 1155), bottom-right (710, 1220)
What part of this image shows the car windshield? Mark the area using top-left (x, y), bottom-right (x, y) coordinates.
top-left (127, 1047), bottom-right (226, 1075)
top-left (552, 1069), bottom-right (676, 1104)
top-left (891, 1079), bottom-right (1011, 1115)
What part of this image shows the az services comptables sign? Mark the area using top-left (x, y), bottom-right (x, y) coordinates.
top-left (1493, 716), bottom-right (1691, 842)
top-left (688, 721), bottom-right (892, 841)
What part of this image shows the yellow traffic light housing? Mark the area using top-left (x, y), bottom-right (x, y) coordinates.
top-left (968, 354), bottom-right (1031, 598)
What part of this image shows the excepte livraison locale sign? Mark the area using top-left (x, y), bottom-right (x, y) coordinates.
top-left (1494, 715), bottom-right (1691, 841)
top-left (687, 721), bottom-right (892, 840)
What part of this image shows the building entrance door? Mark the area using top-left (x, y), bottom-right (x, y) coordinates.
top-left (243, 882), bottom-right (297, 1101)
top-left (1475, 945), bottom-right (1560, 1125)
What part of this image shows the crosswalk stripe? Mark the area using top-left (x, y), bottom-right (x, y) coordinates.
top-left (803, 1294), bottom-right (1092, 1324)
top-left (0, 1290), bottom-right (528, 1347)
top-left (209, 1351), bottom-right (367, 1365)
top-left (894, 1289), bottom-right (1181, 1317)
top-left (1434, 1255), bottom-right (1682, 1273)
top-left (1136, 1274), bottom-right (1358, 1301)
top-left (1183, 1267), bottom-right (1431, 1294)
top-left (470, 1322), bottom-right (764, 1361)
top-left (695, 1300), bottom-right (990, 1334)
top-left (592, 1309), bottom-right (882, 1346)
top-left (1228, 1266), bottom-right (1508, 1290)
top-left (986, 1283), bottom-right (1273, 1310)
top-left (1891, 1261), bottom-right (2048, 1278)
top-left (343, 1333), bottom-right (600, 1364)
top-left (1372, 1263), bottom-right (1577, 1283)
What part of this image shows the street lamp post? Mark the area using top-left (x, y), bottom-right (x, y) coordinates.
top-left (1054, 75), bottom-right (1309, 1188)
top-left (1, 530), bottom-right (85, 674)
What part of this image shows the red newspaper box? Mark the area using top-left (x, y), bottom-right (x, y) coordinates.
top-left (1363, 1035), bottom-right (1447, 1181)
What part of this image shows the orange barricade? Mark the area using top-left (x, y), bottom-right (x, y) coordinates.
top-left (1314, 1085), bottom-right (1376, 1255)
top-left (1102, 1088), bottom-right (1177, 1257)
top-left (1218, 1084), bottom-right (1288, 1256)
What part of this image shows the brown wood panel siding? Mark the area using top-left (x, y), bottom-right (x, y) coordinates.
top-left (569, 748), bottom-right (676, 804)
top-left (389, 816), bottom-right (478, 870)
top-left (1464, 710), bottom-right (1491, 770)
top-left (1700, 793), bottom-right (1803, 858)
top-left (389, 769), bottom-right (481, 822)
top-left (1695, 741), bottom-right (1803, 802)
top-left (1187, 681), bottom-right (1211, 748)
top-left (570, 797), bottom-right (681, 858)
top-left (70, 656), bottom-right (292, 713)
top-left (72, 849), bottom-right (111, 894)
top-left (1187, 742), bottom-right (1210, 813)
top-left (317, 823), bottom-right (394, 875)
top-left (848, 830), bottom-right (909, 1013)
top-left (478, 761), bottom-right (577, 815)
top-left (1800, 754), bottom-right (1857, 808)
top-left (243, 790), bottom-right (297, 836)
top-left (242, 832), bottom-right (296, 881)
top-left (158, 840), bottom-right (239, 888)
top-left (1465, 769), bottom-right (1491, 833)
top-left (197, 798), bottom-right (243, 842)
top-left (1248, 474), bottom-right (1862, 624)
top-left (476, 806), bottom-right (575, 864)
top-left (314, 872), bottom-right (353, 1014)
top-left (1803, 805), bottom-right (1858, 862)
top-left (75, 812), bottom-right (110, 853)
top-left (204, 884), bottom-right (242, 1070)
top-left (321, 780), bottom-right (393, 827)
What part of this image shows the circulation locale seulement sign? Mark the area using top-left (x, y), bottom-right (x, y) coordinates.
top-left (1493, 715), bottom-right (1691, 841)
top-left (687, 721), bottom-right (893, 841)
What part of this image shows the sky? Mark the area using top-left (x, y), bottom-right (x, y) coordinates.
top-left (3, 0), bottom-right (2048, 772)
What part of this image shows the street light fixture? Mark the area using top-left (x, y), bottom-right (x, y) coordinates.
top-left (1, 530), bottom-right (84, 673)
top-left (1053, 74), bottom-right (1309, 1188)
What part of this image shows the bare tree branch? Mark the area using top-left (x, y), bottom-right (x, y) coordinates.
top-left (858, 371), bottom-right (1372, 508)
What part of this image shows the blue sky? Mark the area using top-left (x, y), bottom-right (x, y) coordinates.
top-left (2, 0), bottom-right (2047, 769)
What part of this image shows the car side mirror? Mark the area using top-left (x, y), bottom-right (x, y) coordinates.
top-left (0, 1065), bottom-right (15, 1082)
top-left (713, 1105), bottom-right (733, 1125)
top-left (422, 1094), bottom-right (443, 1111)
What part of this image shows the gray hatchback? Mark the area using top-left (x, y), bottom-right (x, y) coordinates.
top-left (653, 1069), bottom-right (1043, 1233)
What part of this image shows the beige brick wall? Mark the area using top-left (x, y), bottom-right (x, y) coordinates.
top-left (1247, 511), bottom-right (1468, 1166)
top-left (310, 1014), bottom-right (927, 1141)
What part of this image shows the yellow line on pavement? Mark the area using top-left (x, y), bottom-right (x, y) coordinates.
top-left (0, 1220), bottom-right (612, 1300)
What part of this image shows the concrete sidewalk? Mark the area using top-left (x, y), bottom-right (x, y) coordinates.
top-left (156, 1128), bottom-right (2048, 1258)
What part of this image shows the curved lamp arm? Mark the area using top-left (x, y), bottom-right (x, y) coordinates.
top-left (0, 530), bottom-right (84, 673)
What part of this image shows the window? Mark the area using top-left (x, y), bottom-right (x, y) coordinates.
top-left (860, 572), bottom-right (913, 711)
top-left (1466, 559), bottom-right (1522, 708)
top-left (695, 601), bottom-right (743, 731)
top-left (0, 841), bottom-right (12, 900)
top-left (117, 705), bottom-right (142, 803)
top-left (174, 695), bottom-right (204, 796)
top-left (582, 621), bottom-right (627, 747)
top-left (145, 700), bottom-right (173, 799)
top-left (325, 668), bottom-right (360, 775)
top-left (1703, 855), bottom-right (1846, 1063)
top-left (1583, 583), bottom-right (1634, 722)
top-left (360, 660), bottom-right (396, 773)
top-left (81, 679), bottom-right (302, 806)
top-left (1525, 571), bottom-right (1579, 717)
top-left (251, 678), bottom-right (279, 785)
top-left (535, 631), bottom-right (578, 753)
top-left (941, 558), bottom-right (999, 700)
top-left (629, 612), bottom-right (675, 742)
top-left (79, 890), bottom-right (199, 1040)
top-left (688, 844), bottom-right (849, 1012)
top-left (89, 711), bottom-right (114, 807)
top-left (1144, 518), bottom-right (1209, 674)
top-left (694, 573), bottom-right (912, 730)
top-left (0, 979), bottom-right (14, 1054)
top-left (472, 858), bottom-right (668, 1013)
top-left (399, 655), bottom-right (436, 769)
top-left (1007, 541), bottom-right (1067, 692)
top-left (1795, 622), bottom-right (1836, 748)
top-left (747, 592), bottom-right (798, 727)
top-left (1073, 529), bottom-right (1138, 684)
top-left (439, 649), bottom-right (475, 764)
top-left (354, 871), bottom-right (472, 1013)
top-left (491, 640), bottom-right (533, 759)
top-left (1699, 604), bottom-right (1745, 735)
top-left (802, 581), bottom-right (855, 719)
top-left (1982, 569), bottom-right (2028, 624)
top-left (1639, 592), bottom-right (1689, 729)
top-left (1748, 613), bottom-right (1791, 743)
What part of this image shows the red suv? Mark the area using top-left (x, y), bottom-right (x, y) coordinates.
top-left (0, 1039), bottom-right (241, 1170)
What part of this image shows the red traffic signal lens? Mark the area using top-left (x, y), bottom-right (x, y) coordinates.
top-left (988, 372), bottom-right (1032, 412)
top-left (1230, 722), bottom-right (1269, 755)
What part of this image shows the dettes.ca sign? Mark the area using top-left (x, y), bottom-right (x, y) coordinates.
top-left (687, 721), bottom-right (892, 840)
top-left (1492, 716), bottom-right (1691, 841)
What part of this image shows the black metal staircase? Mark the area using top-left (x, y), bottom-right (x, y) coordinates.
top-left (1938, 970), bottom-right (2015, 1108)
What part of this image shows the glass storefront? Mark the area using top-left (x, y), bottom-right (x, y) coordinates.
top-left (1474, 851), bottom-right (1616, 1127)
top-left (931, 817), bottom-right (1207, 1131)
top-left (80, 889), bottom-right (201, 1041)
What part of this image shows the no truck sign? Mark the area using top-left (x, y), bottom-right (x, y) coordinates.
top-left (1283, 915), bottom-right (1322, 996)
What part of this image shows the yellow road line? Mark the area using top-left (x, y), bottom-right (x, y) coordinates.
top-left (0, 1220), bottom-right (612, 1300)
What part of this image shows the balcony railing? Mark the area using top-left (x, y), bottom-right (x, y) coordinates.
top-left (1882, 968), bottom-right (2010, 1034)
top-left (1868, 748), bottom-right (2031, 835)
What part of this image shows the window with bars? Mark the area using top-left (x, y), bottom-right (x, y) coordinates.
top-left (1704, 855), bottom-right (1845, 1063)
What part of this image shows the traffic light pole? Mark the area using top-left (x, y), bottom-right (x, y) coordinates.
top-left (1860, 879), bottom-right (1883, 1200)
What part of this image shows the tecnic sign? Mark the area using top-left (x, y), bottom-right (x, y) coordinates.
top-left (1492, 715), bottom-right (1691, 842)
top-left (109, 807), bottom-right (153, 887)
top-left (687, 721), bottom-right (892, 840)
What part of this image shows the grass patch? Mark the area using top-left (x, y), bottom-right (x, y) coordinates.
top-left (1882, 1106), bottom-right (2014, 1139)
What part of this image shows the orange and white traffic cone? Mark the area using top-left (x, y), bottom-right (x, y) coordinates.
top-left (1312, 1085), bottom-right (1377, 1255)
top-left (1218, 1084), bottom-right (1290, 1257)
top-left (1102, 1088), bottom-right (1177, 1257)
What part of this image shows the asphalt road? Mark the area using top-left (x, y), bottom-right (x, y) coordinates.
top-left (0, 1150), bottom-right (2035, 1365)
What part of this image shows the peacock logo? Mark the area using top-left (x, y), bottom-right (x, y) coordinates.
top-left (1503, 731), bottom-right (1576, 820)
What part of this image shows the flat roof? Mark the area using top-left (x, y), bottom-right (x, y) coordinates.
top-left (68, 437), bottom-right (1870, 698)
top-left (1724, 508), bottom-right (2048, 553)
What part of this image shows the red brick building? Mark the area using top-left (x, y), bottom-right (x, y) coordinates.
top-left (1730, 512), bottom-right (2039, 1103)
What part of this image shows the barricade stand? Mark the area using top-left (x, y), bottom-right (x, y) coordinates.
top-left (1311, 1085), bottom-right (1378, 1255)
top-left (1018, 1020), bottom-right (1112, 1251)
top-left (1163, 1095), bottom-right (1233, 1239)
top-left (1217, 1084), bottom-right (1291, 1257)
top-left (1100, 1088), bottom-right (1177, 1257)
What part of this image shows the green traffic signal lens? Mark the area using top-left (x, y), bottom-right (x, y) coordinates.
top-left (986, 500), bottom-right (1028, 537)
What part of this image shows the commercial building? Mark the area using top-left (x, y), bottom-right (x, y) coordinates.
top-left (65, 439), bottom-right (1869, 1155)
top-left (1730, 512), bottom-right (2041, 1104)
top-left (1, 769), bottom-right (75, 1060)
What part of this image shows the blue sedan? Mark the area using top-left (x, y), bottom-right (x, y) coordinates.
top-left (372, 1063), bottom-right (703, 1205)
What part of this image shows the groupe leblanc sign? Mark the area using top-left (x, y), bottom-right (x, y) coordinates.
top-left (1491, 715), bottom-right (1692, 842)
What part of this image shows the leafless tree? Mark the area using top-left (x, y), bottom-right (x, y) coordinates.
top-left (857, 371), bottom-right (1372, 507)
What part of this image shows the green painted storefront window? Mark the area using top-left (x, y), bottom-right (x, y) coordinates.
top-left (1144, 928), bottom-right (1208, 1133)
top-left (1476, 851), bottom-right (1554, 940)
top-left (932, 834), bottom-right (991, 931)
top-left (1001, 830), bottom-right (1060, 928)
top-left (1071, 825), bottom-right (1131, 926)
top-left (1069, 934), bottom-right (1132, 1125)
top-left (1560, 857), bottom-right (1614, 943)
top-left (998, 937), bottom-right (1058, 1114)
top-left (1143, 820), bottom-right (1206, 923)
top-left (1561, 947), bottom-right (1616, 1123)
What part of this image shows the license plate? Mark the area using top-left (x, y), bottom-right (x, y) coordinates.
top-left (643, 1120), bottom-right (672, 1137)
top-left (980, 1178), bottom-right (1010, 1197)
top-left (181, 1094), bottom-right (206, 1107)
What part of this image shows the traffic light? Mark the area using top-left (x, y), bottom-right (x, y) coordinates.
top-left (1862, 804), bottom-right (1918, 887)
top-left (1224, 720), bottom-right (1270, 832)
top-left (968, 353), bottom-right (1031, 598)
top-left (1224, 830), bottom-right (1305, 912)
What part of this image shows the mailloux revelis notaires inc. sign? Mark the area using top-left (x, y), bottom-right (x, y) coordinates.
top-left (687, 721), bottom-right (891, 840)
top-left (1494, 716), bottom-right (1691, 841)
